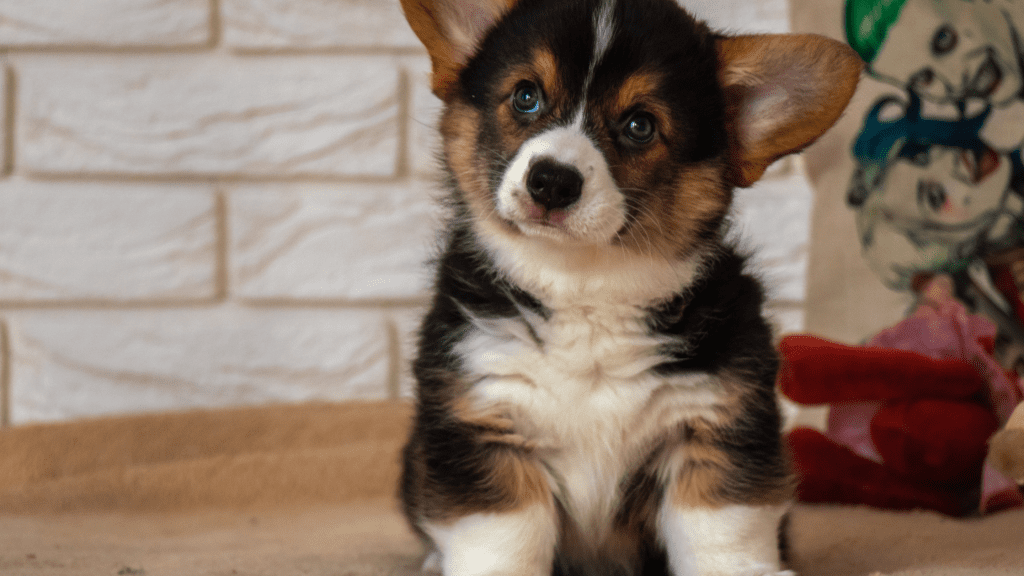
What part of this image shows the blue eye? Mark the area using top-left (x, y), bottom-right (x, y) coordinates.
top-left (512, 83), bottom-right (542, 114)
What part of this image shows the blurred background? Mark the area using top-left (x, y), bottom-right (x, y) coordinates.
top-left (0, 0), bottom-right (810, 425)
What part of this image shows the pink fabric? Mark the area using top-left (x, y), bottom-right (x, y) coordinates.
top-left (827, 401), bottom-right (883, 463)
top-left (826, 275), bottom-right (1024, 513)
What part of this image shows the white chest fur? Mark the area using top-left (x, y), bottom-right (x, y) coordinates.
top-left (456, 303), bottom-right (725, 541)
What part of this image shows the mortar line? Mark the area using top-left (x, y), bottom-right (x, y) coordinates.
top-left (1, 321), bottom-right (11, 428)
top-left (0, 45), bottom-right (425, 57)
top-left (208, 0), bottom-right (223, 50)
top-left (386, 316), bottom-right (402, 400)
top-left (394, 65), bottom-right (412, 180)
top-left (19, 172), bottom-right (413, 186)
top-left (0, 297), bottom-right (430, 311)
top-left (3, 63), bottom-right (15, 176)
top-left (214, 187), bottom-right (231, 302)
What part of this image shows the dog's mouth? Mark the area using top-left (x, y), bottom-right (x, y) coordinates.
top-left (500, 187), bottom-right (624, 246)
top-left (523, 201), bottom-right (571, 228)
top-left (505, 197), bottom-right (576, 241)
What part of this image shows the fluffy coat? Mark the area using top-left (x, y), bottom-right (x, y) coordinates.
top-left (397, 1), bottom-right (862, 574)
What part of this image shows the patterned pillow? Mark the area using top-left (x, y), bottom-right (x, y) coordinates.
top-left (794, 0), bottom-right (1024, 347)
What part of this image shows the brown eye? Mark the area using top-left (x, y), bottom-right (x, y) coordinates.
top-left (624, 113), bottom-right (655, 143)
top-left (931, 25), bottom-right (957, 55)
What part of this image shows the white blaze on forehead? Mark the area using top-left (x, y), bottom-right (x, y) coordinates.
top-left (592, 0), bottom-right (616, 64)
top-left (574, 0), bottom-right (617, 128)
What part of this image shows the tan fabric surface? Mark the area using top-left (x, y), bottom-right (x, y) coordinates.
top-left (0, 402), bottom-right (412, 512)
top-left (1, 401), bottom-right (1023, 576)
top-left (0, 500), bottom-right (422, 576)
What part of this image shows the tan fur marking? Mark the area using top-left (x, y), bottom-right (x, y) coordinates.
top-left (441, 101), bottom-right (497, 222)
top-left (617, 161), bottom-right (728, 259)
top-left (482, 449), bottom-right (551, 508)
top-left (406, 390), bottom-right (551, 523)
top-left (612, 72), bottom-right (675, 139)
top-left (447, 396), bottom-right (550, 516)
top-left (671, 420), bottom-right (792, 509)
top-left (533, 48), bottom-right (561, 107)
top-left (664, 375), bottom-right (794, 509)
top-left (414, 450), bottom-right (551, 521)
top-left (615, 72), bottom-right (661, 111)
top-left (497, 49), bottom-right (561, 106)
top-left (673, 460), bottom-right (730, 507)
top-left (712, 374), bottom-right (754, 422)
top-left (495, 48), bottom-right (565, 138)
top-left (450, 396), bottom-right (515, 431)
top-left (498, 65), bottom-right (533, 102)
top-left (496, 101), bottom-right (526, 145)
top-left (450, 396), bottom-right (536, 449)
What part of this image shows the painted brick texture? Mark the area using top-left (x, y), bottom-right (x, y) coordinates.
top-left (19, 56), bottom-right (402, 178)
top-left (0, 181), bottom-right (218, 302)
top-left (0, 0), bottom-right (803, 425)
top-left (0, 0), bottom-right (211, 48)
top-left (228, 183), bottom-right (440, 301)
top-left (222, 0), bottom-right (421, 49)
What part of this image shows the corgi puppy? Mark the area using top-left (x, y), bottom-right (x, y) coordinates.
top-left (397, 0), bottom-right (861, 574)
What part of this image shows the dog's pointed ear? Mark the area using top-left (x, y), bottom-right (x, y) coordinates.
top-left (401, 0), bottom-right (518, 100)
top-left (717, 34), bottom-right (863, 187)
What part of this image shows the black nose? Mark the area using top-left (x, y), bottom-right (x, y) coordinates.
top-left (526, 159), bottom-right (583, 210)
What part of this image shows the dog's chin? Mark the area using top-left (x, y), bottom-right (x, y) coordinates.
top-left (513, 218), bottom-right (580, 243)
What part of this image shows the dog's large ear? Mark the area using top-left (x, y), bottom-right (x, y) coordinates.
top-left (401, 0), bottom-right (518, 100)
top-left (717, 34), bottom-right (862, 187)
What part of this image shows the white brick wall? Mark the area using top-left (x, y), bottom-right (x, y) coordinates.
top-left (0, 181), bottom-right (218, 302)
top-left (18, 56), bottom-right (403, 177)
top-left (0, 0), bottom-right (211, 48)
top-left (0, 0), bottom-right (805, 425)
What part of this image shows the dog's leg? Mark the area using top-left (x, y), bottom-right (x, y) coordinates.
top-left (403, 407), bottom-right (557, 576)
top-left (655, 419), bottom-right (794, 576)
top-left (423, 502), bottom-right (557, 576)
top-left (658, 500), bottom-right (791, 576)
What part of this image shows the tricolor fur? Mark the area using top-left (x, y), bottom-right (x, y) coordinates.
top-left (397, 0), bottom-right (861, 575)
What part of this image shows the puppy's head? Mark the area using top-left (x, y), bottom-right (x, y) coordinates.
top-left (402, 0), bottom-right (862, 260)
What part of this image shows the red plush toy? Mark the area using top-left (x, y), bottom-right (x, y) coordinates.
top-left (779, 276), bottom-right (1024, 516)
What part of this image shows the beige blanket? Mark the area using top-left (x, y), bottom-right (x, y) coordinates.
top-left (1, 402), bottom-right (1022, 576)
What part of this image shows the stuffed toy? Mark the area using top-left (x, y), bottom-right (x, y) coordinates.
top-left (780, 276), bottom-right (1024, 516)
top-left (989, 402), bottom-right (1024, 486)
